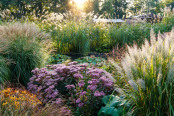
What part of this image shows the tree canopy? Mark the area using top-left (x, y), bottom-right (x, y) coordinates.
top-left (0, 0), bottom-right (173, 19)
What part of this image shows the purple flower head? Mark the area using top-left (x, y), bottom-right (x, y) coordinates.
top-left (78, 80), bottom-right (85, 87)
top-left (68, 61), bottom-right (78, 65)
top-left (79, 63), bottom-right (88, 67)
top-left (94, 91), bottom-right (105, 97)
top-left (31, 68), bottom-right (39, 74)
top-left (29, 76), bottom-right (37, 81)
top-left (56, 98), bottom-right (62, 105)
top-left (48, 90), bottom-right (58, 98)
top-left (88, 79), bottom-right (99, 85)
top-left (100, 76), bottom-right (107, 81)
top-left (65, 84), bottom-right (75, 89)
top-left (76, 98), bottom-right (81, 103)
top-left (45, 81), bottom-right (52, 86)
top-left (50, 85), bottom-right (55, 89)
top-left (78, 103), bottom-right (84, 107)
top-left (87, 85), bottom-right (97, 91)
top-left (50, 71), bottom-right (57, 76)
top-left (61, 107), bottom-right (71, 113)
top-left (52, 90), bottom-right (59, 96)
top-left (80, 91), bottom-right (87, 96)
top-left (100, 76), bottom-right (114, 87)
top-left (38, 73), bottom-right (46, 78)
top-left (91, 73), bottom-right (100, 78)
top-left (37, 86), bottom-right (42, 92)
top-left (36, 78), bottom-right (41, 82)
top-left (74, 73), bottom-right (83, 79)
top-left (44, 85), bottom-right (55, 93)
top-left (46, 65), bottom-right (51, 68)
top-left (104, 81), bottom-right (114, 88)
top-left (60, 66), bottom-right (70, 73)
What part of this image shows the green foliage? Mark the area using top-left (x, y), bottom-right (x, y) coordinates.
top-left (0, 56), bottom-right (10, 84)
top-left (75, 56), bottom-right (106, 65)
top-left (98, 95), bottom-right (131, 116)
top-left (112, 29), bottom-right (174, 115)
top-left (75, 56), bottom-right (116, 74)
top-left (47, 54), bottom-right (70, 64)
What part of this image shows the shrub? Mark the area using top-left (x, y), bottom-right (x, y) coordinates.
top-left (111, 29), bottom-right (174, 115)
top-left (0, 88), bottom-right (41, 115)
top-left (0, 56), bottom-right (10, 84)
top-left (28, 62), bottom-right (115, 115)
top-left (0, 22), bottom-right (50, 86)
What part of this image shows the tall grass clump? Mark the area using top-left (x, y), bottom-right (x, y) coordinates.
top-left (0, 56), bottom-right (10, 84)
top-left (0, 22), bottom-right (50, 86)
top-left (111, 29), bottom-right (174, 115)
top-left (51, 20), bottom-right (108, 54)
top-left (37, 9), bottom-right (174, 55)
top-left (108, 23), bottom-right (151, 48)
top-left (159, 7), bottom-right (174, 33)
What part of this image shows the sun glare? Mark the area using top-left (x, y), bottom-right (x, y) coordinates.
top-left (73, 0), bottom-right (86, 5)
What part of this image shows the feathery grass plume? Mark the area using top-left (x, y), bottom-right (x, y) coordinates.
top-left (0, 22), bottom-right (51, 86)
top-left (128, 80), bottom-right (138, 91)
top-left (108, 59), bottom-right (123, 77)
top-left (113, 28), bottom-right (174, 115)
top-left (137, 79), bottom-right (146, 91)
top-left (114, 87), bottom-right (124, 95)
top-left (150, 28), bottom-right (156, 45)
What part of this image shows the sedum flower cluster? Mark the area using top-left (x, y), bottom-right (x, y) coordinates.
top-left (28, 61), bottom-right (114, 115)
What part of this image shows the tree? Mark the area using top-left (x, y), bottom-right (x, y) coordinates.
top-left (83, 0), bottom-right (100, 14)
top-left (93, 0), bottom-right (100, 14)
top-left (51, 0), bottom-right (70, 13)
top-left (113, 0), bottom-right (127, 18)
top-left (0, 0), bottom-right (71, 19)
top-left (148, 0), bottom-right (162, 14)
top-left (100, 0), bottom-right (114, 17)
top-left (100, 0), bottom-right (128, 18)
top-left (128, 0), bottom-right (144, 15)
top-left (0, 0), bottom-right (32, 18)
top-left (83, 0), bottom-right (94, 13)
top-left (128, 0), bottom-right (162, 15)
top-left (163, 0), bottom-right (174, 9)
